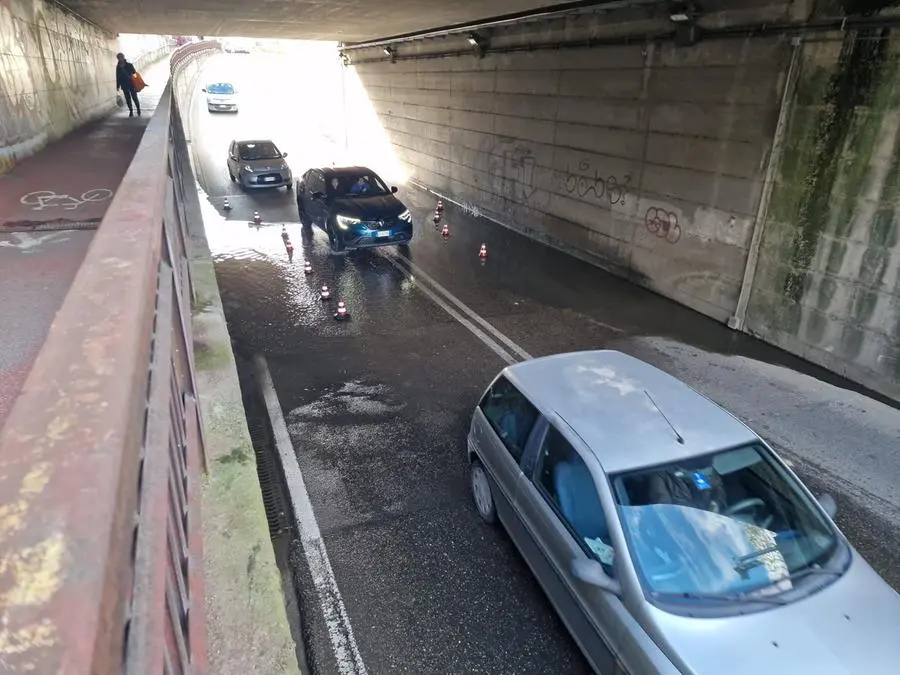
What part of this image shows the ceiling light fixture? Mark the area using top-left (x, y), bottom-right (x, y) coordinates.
top-left (467, 32), bottom-right (487, 58)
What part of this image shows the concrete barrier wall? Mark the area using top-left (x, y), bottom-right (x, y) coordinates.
top-left (746, 30), bottom-right (900, 400)
top-left (0, 0), bottom-right (169, 175)
top-left (348, 6), bottom-right (792, 323)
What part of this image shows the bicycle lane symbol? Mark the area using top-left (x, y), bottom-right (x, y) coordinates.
top-left (20, 189), bottom-right (114, 211)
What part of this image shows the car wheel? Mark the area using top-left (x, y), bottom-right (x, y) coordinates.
top-left (470, 459), bottom-right (498, 525)
top-left (298, 201), bottom-right (311, 228)
top-left (332, 228), bottom-right (346, 253)
top-left (286, 182), bottom-right (293, 191)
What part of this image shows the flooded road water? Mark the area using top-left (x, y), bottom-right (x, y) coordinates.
top-left (190, 52), bottom-right (900, 675)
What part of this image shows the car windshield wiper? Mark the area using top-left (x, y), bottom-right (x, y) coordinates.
top-left (733, 544), bottom-right (782, 573)
top-left (783, 564), bottom-right (842, 583)
top-left (656, 590), bottom-right (787, 605)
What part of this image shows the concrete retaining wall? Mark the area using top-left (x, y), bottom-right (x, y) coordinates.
top-left (347, 4), bottom-right (794, 323)
top-left (0, 0), bottom-right (169, 175)
top-left (746, 30), bottom-right (900, 400)
top-left (347, 2), bottom-right (900, 400)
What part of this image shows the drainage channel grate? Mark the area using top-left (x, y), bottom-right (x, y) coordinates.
top-left (246, 412), bottom-right (292, 538)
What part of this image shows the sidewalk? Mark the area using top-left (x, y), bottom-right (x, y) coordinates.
top-left (0, 58), bottom-right (170, 427)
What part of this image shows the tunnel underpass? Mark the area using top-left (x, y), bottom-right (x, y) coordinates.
top-left (2, 1), bottom-right (900, 674)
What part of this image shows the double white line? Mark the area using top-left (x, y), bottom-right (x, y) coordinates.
top-left (384, 249), bottom-right (533, 365)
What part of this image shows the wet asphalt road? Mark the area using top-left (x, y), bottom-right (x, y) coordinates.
top-left (190, 53), bottom-right (900, 674)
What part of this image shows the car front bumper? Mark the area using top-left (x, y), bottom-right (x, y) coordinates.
top-left (342, 223), bottom-right (413, 249)
top-left (239, 171), bottom-right (292, 188)
top-left (208, 103), bottom-right (238, 112)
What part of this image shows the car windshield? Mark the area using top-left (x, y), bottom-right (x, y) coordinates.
top-left (207, 83), bottom-right (234, 94)
top-left (239, 142), bottom-right (280, 161)
top-left (612, 444), bottom-right (838, 601)
top-left (329, 173), bottom-right (389, 198)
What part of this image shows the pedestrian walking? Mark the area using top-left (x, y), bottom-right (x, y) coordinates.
top-left (115, 53), bottom-right (141, 118)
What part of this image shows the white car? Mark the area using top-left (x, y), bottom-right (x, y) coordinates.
top-left (203, 82), bottom-right (238, 112)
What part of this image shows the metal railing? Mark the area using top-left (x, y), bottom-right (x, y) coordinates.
top-left (0, 44), bottom-right (213, 674)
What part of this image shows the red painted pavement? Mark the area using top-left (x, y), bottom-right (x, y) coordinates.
top-left (0, 60), bottom-right (169, 228)
top-left (0, 60), bottom-right (170, 427)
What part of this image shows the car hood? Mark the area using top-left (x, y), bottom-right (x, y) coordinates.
top-left (207, 93), bottom-right (236, 100)
top-left (242, 157), bottom-right (289, 172)
top-left (331, 195), bottom-right (406, 221)
top-left (646, 554), bottom-right (900, 675)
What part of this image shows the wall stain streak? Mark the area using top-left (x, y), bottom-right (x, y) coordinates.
top-left (782, 27), bottom-right (891, 302)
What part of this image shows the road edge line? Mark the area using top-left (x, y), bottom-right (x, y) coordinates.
top-left (254, 354), bottom-right (369, 675)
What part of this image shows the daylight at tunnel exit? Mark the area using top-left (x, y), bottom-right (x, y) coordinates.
top-left (1, 0), bottom-right (899, 674)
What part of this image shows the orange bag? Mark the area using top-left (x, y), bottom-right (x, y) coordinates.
top-left (131, 72), bottom-right (146, 92)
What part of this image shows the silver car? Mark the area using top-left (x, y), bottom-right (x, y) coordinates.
top-left (468, 350), bottom-right (900, 674)
top-left (227, 139), bottom-right (292, 190)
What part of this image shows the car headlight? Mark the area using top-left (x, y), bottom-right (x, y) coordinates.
top-left (336, 214), bottom-right (360, 230)
top-left (398, 209), bottom-right (412, 222)
top-left (242, 164), bottom-right (253, 173)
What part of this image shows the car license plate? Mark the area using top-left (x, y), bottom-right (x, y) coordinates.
top-left (377, 230), bottom-right (390, 237)
top-left (263, 176), bottom-right (276, 182)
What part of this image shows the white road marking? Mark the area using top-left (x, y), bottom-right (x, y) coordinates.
top-left (255, 354), bottom-right (368, 675)
top-left (385, 251), bottom-right (533, 363)
top-left (381, 253), bottom-right (520, 365)
top-left (19, 188), bottom-right (112, 211)
top-left (0, 231), bottom-right (71, 250)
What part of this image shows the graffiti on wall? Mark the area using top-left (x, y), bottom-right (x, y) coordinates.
top-left (644, 206), bottom-right (682, 244)
top-left (488, 138), bottom-right (539, 205)
top-left (562, 160), bottom-right (632, 207)
top-left (0, 0), bottom-right (119, 174)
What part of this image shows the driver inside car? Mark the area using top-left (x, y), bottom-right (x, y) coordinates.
top-left (647, 467), bottom-right (727, 515)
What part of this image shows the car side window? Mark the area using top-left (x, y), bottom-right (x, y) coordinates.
top-left (311, 172), bottom-right (325, 195)
top-left (535, 426), bottom-right (615, 569)
top-left (479, 376), bottom-right (537, 463)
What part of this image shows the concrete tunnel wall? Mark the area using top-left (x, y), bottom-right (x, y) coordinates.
top-left (746, 30), bottom-right (900, 397)
top-left (345, 2), bottom-right (900, 400)
top-left (0, 0), bottom-right (169, 175)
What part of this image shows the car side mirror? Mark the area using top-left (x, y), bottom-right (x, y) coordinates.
top-left (201, 88), bottom-right (207, 93)
top-left (391, 186), bottom-right (398, 194)
top-left (229, 155), bottom-right (237, 161)
top-left (572, 558), bottom-right (621, 596)
top-left (282, 152), bottom-right (288, 158)
top-left (311, 191), bottom-right (324, 200)
top-left (817, 493), bottom-right (838, 520)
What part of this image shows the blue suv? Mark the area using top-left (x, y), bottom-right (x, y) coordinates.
top-left (296, 166), bottom-right (413, 252)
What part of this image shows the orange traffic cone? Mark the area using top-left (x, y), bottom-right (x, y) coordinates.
top-left (433, 211), bottom-right (441, 224)
top-left (436, 199), bottom-right (444, 213)
top-left (441, 223), bottom-right (449, 237)
top-left (320, 284), bottom-right (331, 301)
top-left (281, 225), bottom-right (289, 242)
top-left (304, 260), bottom-right (312, 275)
top-left (334, 298), bottom-right (350, 321)
top-left (253, 211), bottom-right (261, 224)
top-left (286, 241), bottom-right (294, 262)
top-left (223, 197), bottom-right (231, 210)
top-left (478, 243), bottom-right (487, 258)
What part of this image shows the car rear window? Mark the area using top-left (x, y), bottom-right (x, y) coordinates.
top-left (479, 376), bottom-right (537, 462)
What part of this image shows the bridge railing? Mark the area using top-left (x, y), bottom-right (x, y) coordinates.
top-left (0, 43), bottom-right (217, 674)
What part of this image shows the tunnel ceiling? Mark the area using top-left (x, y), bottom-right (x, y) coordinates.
top-left (60, 0), bottom-right (607, 41)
